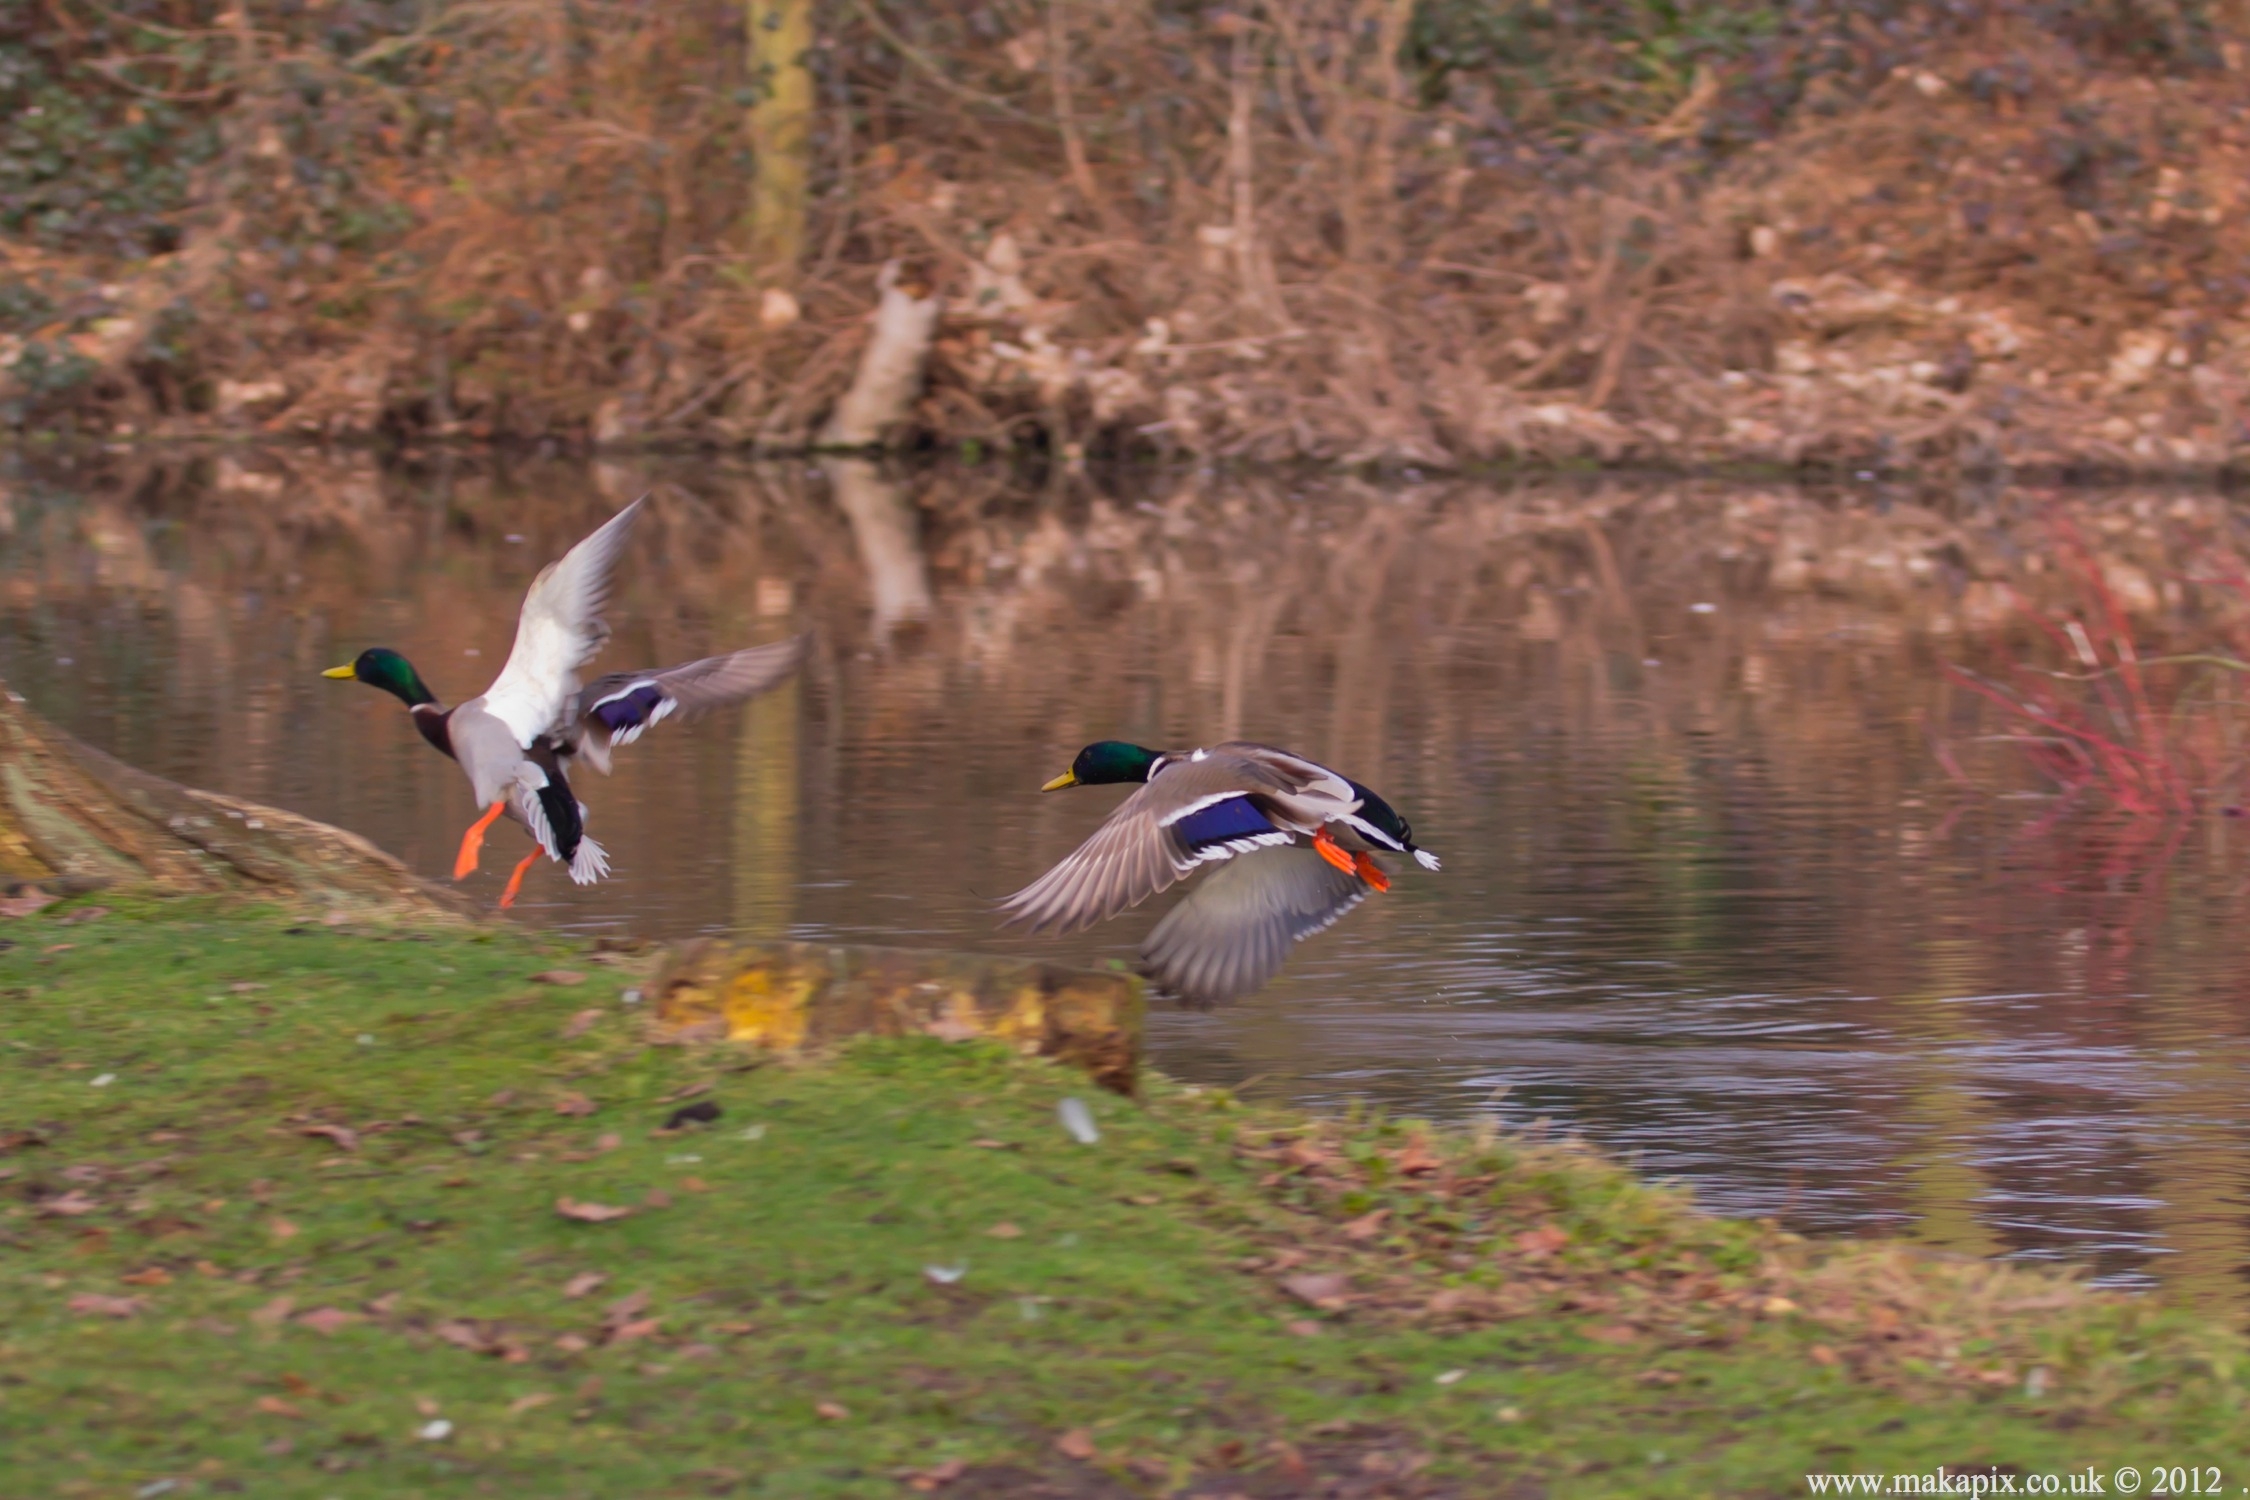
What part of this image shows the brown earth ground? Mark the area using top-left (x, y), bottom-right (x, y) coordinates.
top-left (9, 2), bottom-right (2250, 472)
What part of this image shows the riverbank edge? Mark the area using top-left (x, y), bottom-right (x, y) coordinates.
top-left (3, 896), bottom-right (2244, 1492)
top-left (20, 425), bottom-right (2250, 496)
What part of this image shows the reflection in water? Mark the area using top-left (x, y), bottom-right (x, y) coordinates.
top-left (7, 453), bottom-right (2250, 1304)
top-left (736, 675), bottom-right (800, 940)
top-left (827, 457), bottom-right (931, 643)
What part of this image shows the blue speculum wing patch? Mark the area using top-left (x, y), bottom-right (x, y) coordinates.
top-left (590, 682), bottom-right (665, 732)
top-left (1172, 796), bottom-right (1280, 855)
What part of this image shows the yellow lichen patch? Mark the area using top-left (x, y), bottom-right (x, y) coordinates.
top-left (649, 939), bottom-right (1142, 1092)
top-left (986, 984), bottom-right (1050, 1048)
top-left (721, 962), bottom-right (819, 1052)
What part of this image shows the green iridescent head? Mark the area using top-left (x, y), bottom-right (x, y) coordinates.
top-left (1042, 740), bottom-right (1163, 791)
top-left (323, 648), bottom-right (436, 707)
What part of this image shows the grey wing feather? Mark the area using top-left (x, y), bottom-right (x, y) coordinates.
top-left (1139, 845), bottom-right (1369, 1007)
top-left (570, 635), bottom-right (808, 774)
top-left (996, 751), bottom-right (1316, 936)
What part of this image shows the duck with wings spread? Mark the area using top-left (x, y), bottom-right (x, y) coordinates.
top-left (323, 498), bottom-right (806, 907)
top-left (999, 740), bottom-right (1439, 1005)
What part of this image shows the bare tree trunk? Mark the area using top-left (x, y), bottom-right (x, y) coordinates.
top-left (0, 683), bottom-right (472, 920)
top-left (819, 262), bottom-right (942, 447)
top-left (746, 0), bottom-right (816, 278)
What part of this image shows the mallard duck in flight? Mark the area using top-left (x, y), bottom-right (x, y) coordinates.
top-left (1000, 740), bottom-right (1438, 1003)
top-left (322, 497), bottom-right (807, 908)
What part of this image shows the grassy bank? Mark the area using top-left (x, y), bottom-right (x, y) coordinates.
top-left (9, 3), bottom-right (2250, 474)
top-left (1, 897), bottom-right (2244, 1497)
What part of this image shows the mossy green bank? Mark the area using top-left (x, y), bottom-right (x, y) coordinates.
top-left (1, 899), bottom-right (2242, 1497)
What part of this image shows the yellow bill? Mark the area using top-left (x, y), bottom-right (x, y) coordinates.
top-left (322, 663), bottom-right (358, 680)
top-left (1041, 769), bottom-right (1078, 792)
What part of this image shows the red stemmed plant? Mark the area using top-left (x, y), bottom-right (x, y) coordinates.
top-left (1943, 513), bottom-right (2250, 821)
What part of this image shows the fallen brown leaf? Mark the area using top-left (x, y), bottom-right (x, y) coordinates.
top-left (641, 1188), bottom-right (673, 1209)
top-left (553, 1092), bottom-right (596, 1118)
top-left (560, 1008), bottom-right (605, 1040)
top-left (298, 1123), bottom-right (359, 1153)
top-left (530, 970), bottom-right (586, 986)
top-left (562, 1272), bottom-right (609, 1300)
top-left (1284, 1319), bottom-right (1323, 1337)
top-left (1341, 1208), bottom-right (1390, 1241)
top-left (269, 1218), bottom-right (299, 1242)
top-left (1809, 1344), bottom-right (1839, 1367)
top-left (595, 1132), bottom-right (622, 1153)
top-left (555, 1197), bottom-right (631, 1223)
top-left (120, 1266), bottom-right (172, 1287)
top-left (1586, 1323), bottom-right (1642, 1345)
top-left (969, 1138), bottom-right (1017, 1151)
top-left (1054, 1428), bottom-right (1097, 1461)
top-left (907, 1458), bottom-right (968, 1492)
top-left (297, 1307), bottom-right (359, 1336)
top-left (508, 1393), bottom-right (556, 1415)
top-left (1392, 1134), bottom-right (1442, 1175)
top-left (554, 1333), bottom-right (591, 1353)
top-left (610, 1317), bottom-right (661, 1343)
top-left (67, 1293), bottom-right (146, 1318)
top-left (985, 1222), bottom-right (1023, 1239)
top-left (253, 1396), bottom-right (304, 1419)
top-left (250, 1296), bottom-right (296, 1328)
top-left (435, 1321), bottom-right (496, 1353)
top-left (0, 889), bottom-right (57, 918)
top-left (38, 1190), bottom-right (98, 1217)
top-left (1513, 1223), bottom-right (1569, 1257)
top-left (366, 1292), bottom-right (400, 1315)
top-left (1280, 1273), bottom-right (1349, 1309)
top-left (816, 1400), bottom-right (849, 1421)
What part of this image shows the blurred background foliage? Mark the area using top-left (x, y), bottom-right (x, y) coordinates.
top-left (2, 0), bottom-right (2247, 455)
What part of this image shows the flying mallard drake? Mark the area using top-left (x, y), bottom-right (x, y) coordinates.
top-left (322, 497), bottom-right (807, 908)
top-left (999, 740), bottom-right (1438, 1003)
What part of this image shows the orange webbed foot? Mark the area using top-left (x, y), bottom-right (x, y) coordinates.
top-left (1354, 852), bottom-right (1392, 893)
top-left (454, 800), bottom-right (507, 880)
top-left (498, 847), bottom-right (540, 910)
top-left (1312, 826), bottom-right (1357, 876)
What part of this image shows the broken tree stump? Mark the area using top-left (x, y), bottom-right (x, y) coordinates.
top-left (0, 680), bottom-right (472, 920)
top-left (649, 937), bottom-right (1143, 1095)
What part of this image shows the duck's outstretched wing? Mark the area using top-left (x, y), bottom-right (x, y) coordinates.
top-left (998, 748), bottom-right (1349, 936)
top-left (568, 635), bottom-right (809, 774)
top-left (480, 497), bottom-right (645, 745)
top-left (1139, 845), bottom-right (1370, 1007)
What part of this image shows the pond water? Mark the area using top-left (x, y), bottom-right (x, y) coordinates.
top-left (4, 453), bottom-right (2248, 1302)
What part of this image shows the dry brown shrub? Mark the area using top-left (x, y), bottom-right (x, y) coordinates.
top-left (13, 0), bottom-right (2250, 471)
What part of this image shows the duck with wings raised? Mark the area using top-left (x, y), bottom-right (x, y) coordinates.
top-left (322, 497), bottom-right (807, 908)
top-left (999, 740), bottom-right (1439, 1004)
